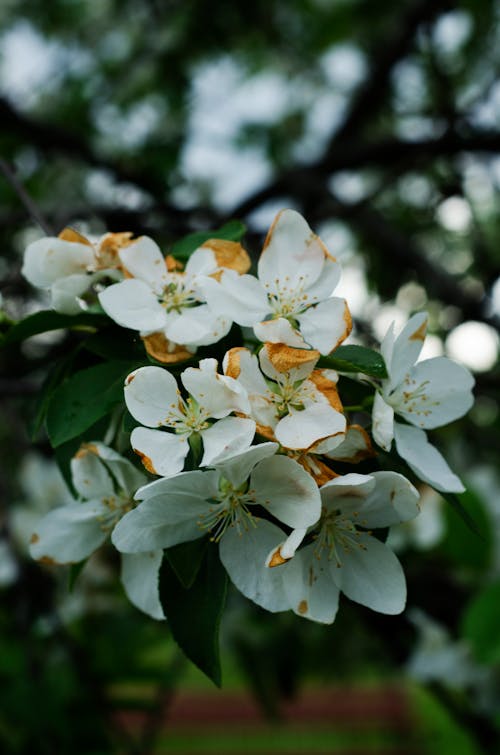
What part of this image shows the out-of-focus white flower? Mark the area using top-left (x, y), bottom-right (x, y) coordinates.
top-left (22, 228), bottom-right (130, 314)
top-left (124, 359), bottom-right (253, 477)
top-left (0, 538), bottom-right (19, 587)
top-left (10, 453), bottom-right (73, 554)
top-left (223, 343), bottom-right (346, 451)
top-left (266, 472), bottom-right (420, 623)
top-left (201, 209), bottom-right (352, 353)
top-left (372, 313), bottom-right (474, 492)
top-left (112, 445), bottom-right (322, 613)
top-left (387, 486), bottom-right (445, 552)
top-left (407, 609), bottom-right (491, 690)
top-left (29, 442), bottom-right (164, 620)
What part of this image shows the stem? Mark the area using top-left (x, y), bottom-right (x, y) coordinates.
top-left (0, 157), bottom-right (53, 234)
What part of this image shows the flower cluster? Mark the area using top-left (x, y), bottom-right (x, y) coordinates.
top-left (23, 210), bottom-right (475, 628)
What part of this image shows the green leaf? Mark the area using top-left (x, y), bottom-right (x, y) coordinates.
top-left (165, 537), bottom-right (208, 588)
top-left (462, 581), bottom-right (500, 664)
top-left (159, 543), bottom-right (228, 686)
top-left (83, 327), bottom-right (146, 361)
top-left (46, 360), bottom-right (141, 447)
top-left (1, 310), bottom-right (107, 346)
top-left (319, 345), bottom-right (387, 378)
top-left (441, 489), bottom-right (491, 566)
top-left (29, 348), bottom-right (79, 440)
top-left (170, 220), bottom-right (246, 260)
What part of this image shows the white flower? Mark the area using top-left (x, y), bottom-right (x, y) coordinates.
top-left (22, 229), bottom-right (129, 314)
top-left (29, 442), bottom-right (164, 620)
top-left (98, 236), bottom-right (245, 351)
top-left (266, 471), bottom-right (420, 624)
top-left (111, 445), bottom-right (322, 613)
top-left (201, 209), bottom-right (352, 354)
top-left (372, 313), bottom-right (475, 493)
top-left (223, 343), bottom-right (346, 451)
top-left (124, 359), bottom-right (254, 477)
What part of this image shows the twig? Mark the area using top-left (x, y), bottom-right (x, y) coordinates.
top-left (0, 157), bottom-right (53, 234)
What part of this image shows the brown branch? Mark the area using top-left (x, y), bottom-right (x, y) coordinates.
top-left (312, 192), bottom-right (500, 332)
top-left (327, 0), bottom-right (455, 147)
top-left (0, 157), bottom-right (53, 234)
top-left (228, 129), bottom-right (500, 219)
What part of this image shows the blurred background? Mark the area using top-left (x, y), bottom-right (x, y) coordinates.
top-left (1, 0), bottom-right (500, 753)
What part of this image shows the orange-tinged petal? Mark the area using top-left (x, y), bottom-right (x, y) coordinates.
top-left (202, 239), bottom-right (251, 275)
top-left (264, 342), bottom-right (320, 373)
top-left (141, 332), bottom-right (193, 364)
top-left (58, 227), bottom-right (92, 246)
top-left (309, 370), bottom-right (343, 412)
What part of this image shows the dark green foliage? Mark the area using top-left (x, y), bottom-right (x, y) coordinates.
top-left (159, 544), bottom-right (228, 686)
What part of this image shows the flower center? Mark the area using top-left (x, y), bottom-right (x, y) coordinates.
top-left (386, 375), bottom-right (440, 419)
top-left (197, 478), bottom-right (257, 542)
top-left (268, 374), bottom-right (315, 417)
top-left (313, 508), bottom-right (369, 567)
top-left (98, 492), bottom-right (135, 533)
top-left (165, 396), bottom-right (211, 434)
top-left (158, 275), bottom-right (198, 313)
top-left (264, 275), bottom-right (317, 320)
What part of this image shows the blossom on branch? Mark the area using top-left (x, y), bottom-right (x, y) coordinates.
top-left (29, 442), bottom-right (165, 620)
top-left (98, 236), bottom-right (250, 361)
top-left (201, 209), bottom-right (352, 353)
top-left (124, 359), bottom-right (254, 477)
top-left (22, 227), bottom-right (132, 314)
top-left (372, 313), bottom-right (475, 493)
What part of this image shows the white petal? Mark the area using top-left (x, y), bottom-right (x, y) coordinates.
top-left (258, 210), bottom-right (325, 293)
top-left (266, 526), bottom-right (308, 567)
top-left (135, 469), bottom-right (220, 502)
top-left (331, 471), bottom-right (420, 528)
top-left (323, 425), bottom-right (372, 460)
top-left (282, 544), bottom-right (340, 623)
top-left (99, 279), bottom-right (167, 331)
top-left (111, 496), bottom-right (207, 553)
top-left (85, 443), bottom-right (147, 495)
top-left (71, 448), bottom-right (114, 499)
top-left (51, 273), bottom-right (93, 314)
top-left (130, 427), bottom-right (189, 477)
top-left (165, 305), bottom-right (231, 347)
top-left (214, 443), bottom-right (278, 488)
top-left (119, 236), bottom-right (168, 288)
top-left (398, 357), bottom-right (475, 429)
top-left (223, 348), bottom-right (268, 393)
top-left (275, 403), bottom-right (346, 450)
top-left (332, 533), bottom-right (406, 614)
top-left (253, 318), bottom-right (307, 349)
top-left (30, 501), bottom-right (108, 563)
top-left (219, 519), bottom-right (290, 612)
top-left (200, 417), bottom-right (256, 466)
top-left (320, 473), bottom-right (375, 509)
top-left (380, 322), bottom-right (396, 377)
top-left (181, 358), bottom-right (251, 417)
top-left (201, 271), bottom-right (269, 326)
top-left (297, 297), bottom-right (351, 354)
top-left (124, 366), bottom-right (180, 427)
top-left (184, 246), bottom-right (218, 276)
top-left (304, 257), bottom-right (341, 301)
top-left (388, 312), bottom-right (428, 388)
top-left (22, 237), bottom-right (94, 287)
top-left (394, 423), bottom-right (464, 493)
top-left (121, 551), bottom-right (165, 620)
top-left (251, 455), bottom-right (321, 528)
top-left (372, 392), bottom-right (394, 451)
